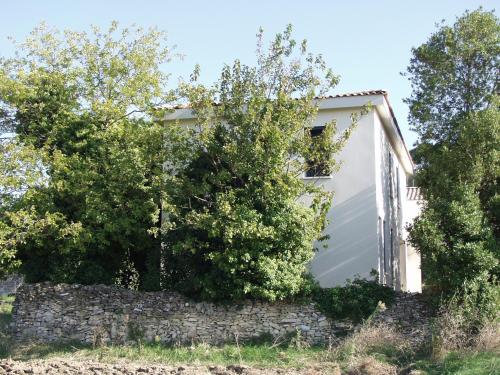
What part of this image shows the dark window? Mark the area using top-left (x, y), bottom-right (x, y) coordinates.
top-left (305, 126), bottom-right (331, 177)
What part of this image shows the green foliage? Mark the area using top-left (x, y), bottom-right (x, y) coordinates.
top-left (0, 141), bottom-right (48, 278)
top-left (431, 281), bottom-right (499, 357)
top-left (414, 351), bottom-right (500, 375)
top-left (409, 186), bottom-right (498, 296)
top-left (0, 22), bottom-right (171, 288)
top-left (411, 103), bottom-right (500, 239)
top-left (0, 296), bottom-right (14, 357)
top-left (406, 9), bottom-right (500, 306)
top-left (311, 275), bottom-right (395, 323)
top-left (161, 25), bottom-right (364, 301)
top-left (405, 8), bottom-right (499, 143)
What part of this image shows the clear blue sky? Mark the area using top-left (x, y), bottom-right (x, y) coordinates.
top-left (0, 0), bottom-right (496, 146)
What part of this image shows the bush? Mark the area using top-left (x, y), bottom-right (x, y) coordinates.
top-left (312, 275), bottom-right (395, 323)
top-left (409, 186), bottom-right (498, 300)
top-left (0, 23), bottom-right (170, 289)
top-left (161, 26), bottom-right (360, 302)
top-left (431, 279), bottom-right (499, 359)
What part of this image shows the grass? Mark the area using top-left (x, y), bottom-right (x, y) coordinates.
top-left (7, 341), bottom-right (332, 368)
top-left (0, 295), bottom-right (14, 357)
top-left (0, 296), bottom-right (498, 374)
top-left (0, 295), bottom-right (14, 323)
top-left (414, 351), bottom-right (499, 375)
top-left (5, 341), bottom-right (498, 374)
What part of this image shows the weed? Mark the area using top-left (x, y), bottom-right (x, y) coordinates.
top-left (91, 326), bottom-right (108, 349)
top-left (127, 322), bottom-right (145, 346)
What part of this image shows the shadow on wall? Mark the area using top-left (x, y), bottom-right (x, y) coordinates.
top-left (310, 186), bottom-right (378, 287)
top-left (0, 274), bottom-right (24, 296)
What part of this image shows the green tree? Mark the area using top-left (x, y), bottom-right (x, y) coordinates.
top-left (0, 140), bottom-right (49, 278)
top-left (161, 26), bottom-right (365, 301)
top-left (405, 8), bottom-right (499, 144)
top-left (0, 22), bottom-right (172, 288)
top-left (405, 9), bottom-right (499, 299)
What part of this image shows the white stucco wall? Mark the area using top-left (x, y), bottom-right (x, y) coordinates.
top-left (374, 109), bottom-right (407, 290)
top-left (310, 102), bottom-right (422, 291)
top-left (372, 107), bottom-right (424, 292)
top-left (402, 190), bottom-right (423, 292)
top-left (307, 109), bottom-right (379, 287)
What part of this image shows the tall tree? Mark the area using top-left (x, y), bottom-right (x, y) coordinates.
top-left (405, 8), bottom-right (499, 144)
top-left (161, 25), bottom-right (365, 301)
top-left (405, 9), bottom-right (499, 299)
top-left (0, 23), bottom-right (172, 288)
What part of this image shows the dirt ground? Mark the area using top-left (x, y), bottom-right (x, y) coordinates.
top-left (0, 359), bottom-right (339, 375)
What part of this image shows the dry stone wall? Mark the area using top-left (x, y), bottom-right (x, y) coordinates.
top-left (11, 283), bottom-right (431, 347)
top-left (11, 283), bottom-right (341, 345)
top-left (372, 292), bottom-right (431, 347)
top-left (0, 274), bottom-right (23, 296)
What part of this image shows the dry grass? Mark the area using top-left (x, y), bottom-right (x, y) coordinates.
top-left (431, 302), bottom-right (500, 360)
top-left (347, 356), bottom-right (398, 375)
top-left (431, 307), bottom-right (472, 359)
top-left (319, 321), bottom-right (411, 373)
top-left (473, 321), bottom-right (500, 352)
top-left (331, 322), bottom-right (409, 359)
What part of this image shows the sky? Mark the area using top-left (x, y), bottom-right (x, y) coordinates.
top-left (0, 0), bottom-right (496, 146)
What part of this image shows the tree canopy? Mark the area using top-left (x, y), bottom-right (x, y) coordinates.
top-left (0, 23), bottom-right (171, 288)
top-left (160, 25), bottom-right (364, 301)
top-left (406, 9), bottom-right (499, 304)
top-left (0, 23), bottom-right (364, 301)
top-left (405, 8), bottom-right (499, 144)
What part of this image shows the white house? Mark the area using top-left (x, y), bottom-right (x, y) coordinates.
top-left (165, 90), bottom-right (422, 293)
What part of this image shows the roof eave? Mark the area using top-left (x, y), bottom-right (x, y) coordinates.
top-left (163, 91), bottom-right (416, 174)
top-left (375, 95), bottom-right (415, 174)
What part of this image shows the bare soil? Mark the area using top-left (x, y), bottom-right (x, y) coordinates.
top-left (0, 359), bottom-right (338, 375)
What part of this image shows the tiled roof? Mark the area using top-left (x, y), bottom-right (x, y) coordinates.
top-left (407, 187), bottom-right (423, 201)
top-left (168, 90), bottom-right (388, 109)
top-left (318, 90), bottom-right (388, 99)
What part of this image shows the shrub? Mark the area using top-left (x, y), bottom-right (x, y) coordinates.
top-left (0, 23), bottom-right (170, 289)
top-left (431, 279), bottom-right (499, 359)
top-left (409, 186), bottom-right (498, 300)
top-left (312, 276), bottom-right (395, 323)
top-left (161, 25), bottom-right (362, 302)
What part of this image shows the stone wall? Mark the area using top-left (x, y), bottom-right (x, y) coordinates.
top-left (11, 283), bottom-right (341, 345)
top-left (372, 292), bottom-right (431, 347)
top-left (11, 283), bottom-right (431, 347)
top-left (0, 274), bottom-right (23, 296)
